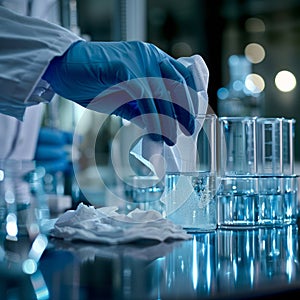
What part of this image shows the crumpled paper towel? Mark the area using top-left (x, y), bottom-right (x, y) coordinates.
top-left (50, 203), bottom-right (192, 244)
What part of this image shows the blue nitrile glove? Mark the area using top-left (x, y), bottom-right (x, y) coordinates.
top-left (42, 41), bottom-right (198, 146)
top-left (34, 127), bottom-right (73, 174)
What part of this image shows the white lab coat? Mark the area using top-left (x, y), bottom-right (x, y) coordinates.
top-left (0, 1), bottom-right (81, 159)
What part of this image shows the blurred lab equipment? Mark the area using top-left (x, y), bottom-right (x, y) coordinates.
top-left (0, 160), bottom-right (49, 277)
top-left (123, 175), bottom-right (164, 214)
top-left (35, 127), bottom-right (72, 176)
top-left (217, 55), bottom-right (264, 117)
top-left (34, 126), bottom-right (75, 214)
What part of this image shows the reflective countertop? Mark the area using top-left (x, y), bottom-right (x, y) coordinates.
top-left (1, 220), bottom-right (300, 300)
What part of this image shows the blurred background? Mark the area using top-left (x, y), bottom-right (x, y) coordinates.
top-left (54, 0), bottom-right (300, 204)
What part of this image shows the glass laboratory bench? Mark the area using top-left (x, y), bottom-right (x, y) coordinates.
top-left (1, 219), bottom-right (300, 300)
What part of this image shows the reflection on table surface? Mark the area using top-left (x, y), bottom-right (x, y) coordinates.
top-left (1, 224), bottom-right (300, 300)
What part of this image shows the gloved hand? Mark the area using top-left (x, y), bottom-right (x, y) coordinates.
top-left (34, 127), bottom-right (73, 174)
top-left (42, 41), bottom-right (199, 146)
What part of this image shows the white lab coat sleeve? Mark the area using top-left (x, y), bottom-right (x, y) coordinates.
top-left (0, 6), bottom-right (83, 120)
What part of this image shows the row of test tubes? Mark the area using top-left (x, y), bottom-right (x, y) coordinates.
top-left (217, 116), bottom-right (298, 228)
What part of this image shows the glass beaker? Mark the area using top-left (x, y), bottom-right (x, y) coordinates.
top-left (256, 117), bottom-right (295, 175)
top-left (162, 114), bottom-right (218, 232)
top-left (218, 116), bottom-right (257, 176)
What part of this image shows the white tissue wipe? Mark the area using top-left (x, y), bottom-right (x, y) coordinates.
top-left (130, 54), bottom-right (209, 175)
top-left (51, 203), bottom-right (192, 244)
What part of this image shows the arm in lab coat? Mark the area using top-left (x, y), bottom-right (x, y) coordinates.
top-left (1, 5), bottom-right (199, 146)
top-left (0, 5), bottom-right (82, 120)
top-left (0, 1), bottom-right (80, 160)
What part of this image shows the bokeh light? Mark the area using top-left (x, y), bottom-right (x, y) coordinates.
top-left (245, 17), bottom-right (265, 33)
top-left (245, 43), bottom-right (265, 64)
top-left (275, 70), bottom-right (297, 92)
top-left (22, 258), bottom-right (37, 275)
top-left (172, 42), bottom-right (193, 57)
top-left (217, 87), bottom-right (229, 100)
top-left (245, 73), bottom-right (265, 93)
top-left (6, 213), bottom-right (18, 237)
